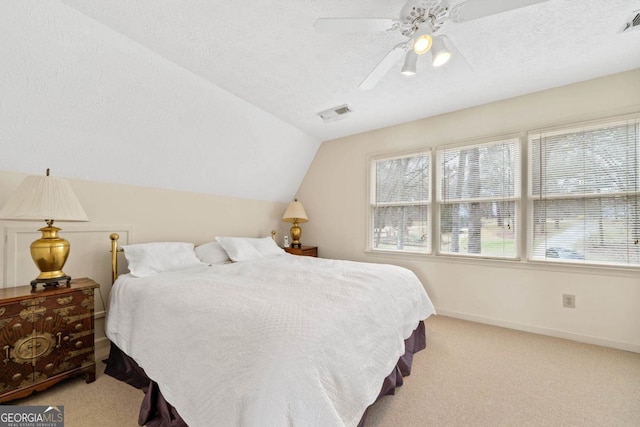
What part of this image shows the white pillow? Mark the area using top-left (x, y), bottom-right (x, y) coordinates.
top-left (122, 242), bottom-right (206, 278)
top-left (250, 236), bottom-right (285, 257)
top-left (215, 237), bottom-right (285, 261)
top-left (215, 237), bottom-right (263, 262)
top-left (195, 242), bottom-right (231, 265)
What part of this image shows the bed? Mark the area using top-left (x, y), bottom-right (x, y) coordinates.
top-left (103, 234), bottom-right (436, 426)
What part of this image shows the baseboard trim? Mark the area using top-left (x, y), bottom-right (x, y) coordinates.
top-left (435, 309), bottom-right (640, 353)
top-left (95, 336), bottom-right (110, 361)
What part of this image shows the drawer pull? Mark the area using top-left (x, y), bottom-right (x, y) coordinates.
top-left (55, 332), bottom-right (62, 349)
top-left (57, 296), bottom-right (73, 305)
top-left (3, 345), bottom-right (9, 364)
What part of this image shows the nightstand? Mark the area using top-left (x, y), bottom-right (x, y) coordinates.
top-left (0, 277), bottom-right (99, 402)
top-left (284, 246), bottom-right (318, 257)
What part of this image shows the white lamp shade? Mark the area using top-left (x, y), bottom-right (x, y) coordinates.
top-left (401, 51), bottom-right (418, 75)
top-left (0, 175), bottom-right (89, 222)
top-left (431, 36), bottom-right (451, 67)
top-left (282, 200), bottom-right (308, 223)
top-left (413, 33), bottom-right (432, 55)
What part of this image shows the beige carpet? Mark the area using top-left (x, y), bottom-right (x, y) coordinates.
top-left (11, 316), bottom-right (640, 426)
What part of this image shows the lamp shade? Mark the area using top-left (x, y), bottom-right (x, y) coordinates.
top-left (413, 33), bottom-right (432, 55)
top-left (0, 174), bottom-right (89, 222)
top-left (282, 200), bottom-right (308, 223)
top-left (431, 36), bottom-right (451, 67)
top-left (401, 50), bottom-right (418, 75)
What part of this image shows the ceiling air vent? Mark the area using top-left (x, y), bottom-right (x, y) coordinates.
top-left (318, 104), bottom-right (352, 123)
top-left (620, 10), bottom-right (640, 33)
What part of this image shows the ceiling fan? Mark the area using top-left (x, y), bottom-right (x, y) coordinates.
top-left (314, 0), bottom-right (550, 90)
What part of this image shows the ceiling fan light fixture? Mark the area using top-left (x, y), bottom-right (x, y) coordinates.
top-left (413, 33), bottom-right (433, 55)
top-left (316, 0), bottom-right (555, 89)
top-left (401, 50), bottom-right (418, 75)
top-left (431, 36), bottom-right (451, 67)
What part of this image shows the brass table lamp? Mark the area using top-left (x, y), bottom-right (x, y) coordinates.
top-left (282, 199), bottom-right (308, 248)
top-left (0, 169), bottom-right (89, 290)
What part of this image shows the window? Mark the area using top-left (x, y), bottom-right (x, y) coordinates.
top-left (370, 150), bottom-right (430, 253)
top-left (437, 138), bottom-right (520, 258)
top-left (366, 114), bottom-right (639, 270)
top-left (529, 117), bottom-right (640, 267)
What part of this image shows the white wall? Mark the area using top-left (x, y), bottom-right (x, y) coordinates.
top-left (296, 69), bottom-right (640, 352)
top-left (0, 1), bottom-right (320, 203)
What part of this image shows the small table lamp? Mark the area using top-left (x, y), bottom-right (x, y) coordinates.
top-left (282, 199), bottom-right (308, 248)
top-left (0, 169), bottom-right (89, 290)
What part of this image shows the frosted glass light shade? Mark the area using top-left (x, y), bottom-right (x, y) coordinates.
top-left (431, 36), bottom-right (452, 67)
top-left (413, 31), bottom-right (433, 55)
top-left (401, 51), bottom-right (418, 75)
top-left (0, 175), bottom-right (89, 222)
top-left (282, 200), bottom-right (308, 223)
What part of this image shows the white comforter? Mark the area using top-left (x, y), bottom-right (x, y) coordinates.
top-left (106, 254), bottom-right (435, 427)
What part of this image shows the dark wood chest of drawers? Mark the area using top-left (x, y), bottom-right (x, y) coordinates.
top-left (0, 278), bottom-right (99, 402)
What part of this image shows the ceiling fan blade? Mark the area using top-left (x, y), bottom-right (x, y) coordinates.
top-left (359, 44), bottom-right (408, 90)
top-left (452, 0), bottom-right (550, 23)
top-left (314, 18), bottom-right (397, 33)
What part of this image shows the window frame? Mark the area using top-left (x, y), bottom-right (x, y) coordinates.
top-left (435, 136), bottom-right (522, 260)
top-left (367, 148), bottom-right (432, 255)
top-left (526, 114), bottom-right (640, 268)
top-left (364, 112), bottom-right (640, 272)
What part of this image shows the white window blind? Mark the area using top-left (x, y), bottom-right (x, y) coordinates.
top-left (371, 151), bottom-right (430, 253)
top-left (437, 138), bottom-right (520, 258)
top-left (529, 117), bottom-right (640, 266)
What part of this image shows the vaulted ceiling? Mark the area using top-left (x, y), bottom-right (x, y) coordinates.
top-left (58, 0), bottom-right (640, 140)
top-left (1, 0), bottom-right (639, 202)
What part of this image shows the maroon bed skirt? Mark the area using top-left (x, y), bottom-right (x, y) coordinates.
top-left (103, 320), bottom-right (426, 427)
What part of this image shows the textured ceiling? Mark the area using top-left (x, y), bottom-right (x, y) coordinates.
top-left (0, 1), bottom-right (320, 202)
top-left (59, 0), bottom-right (640, 141)
top-left (1, 0), bottom-right (639, 203)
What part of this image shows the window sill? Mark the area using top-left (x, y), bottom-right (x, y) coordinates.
top-left (363, 249), bottom-right (639, 278)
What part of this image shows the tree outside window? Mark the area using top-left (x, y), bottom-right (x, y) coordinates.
top-left (371, 151), bottom-right (430, 253)
top-left (438, 139), bottom-right (520, 259)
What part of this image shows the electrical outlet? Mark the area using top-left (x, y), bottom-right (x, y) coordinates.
top-left (563, 294), bottom-right (575, 308)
